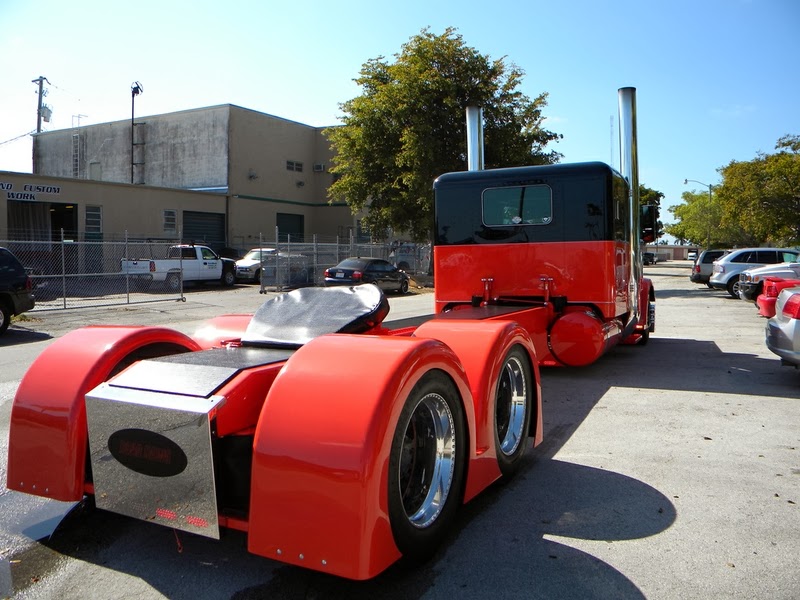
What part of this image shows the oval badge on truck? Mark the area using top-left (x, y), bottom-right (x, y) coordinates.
top-left (108, 429), bottom-right (188, 477)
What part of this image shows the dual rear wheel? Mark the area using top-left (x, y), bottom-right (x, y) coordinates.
top-left (388, 346), bottom-right (533, 560)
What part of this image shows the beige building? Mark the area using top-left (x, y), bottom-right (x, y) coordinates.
top-left (2, 105), bottom-right (363, 251)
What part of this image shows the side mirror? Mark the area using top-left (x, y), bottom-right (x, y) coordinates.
top-left (640, 204), bottom-right (658, 243)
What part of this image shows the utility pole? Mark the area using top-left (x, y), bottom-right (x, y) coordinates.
top-left (32, 76), bottom-right (49, 133)
top-left (32, 76), bottom-right (49, 173)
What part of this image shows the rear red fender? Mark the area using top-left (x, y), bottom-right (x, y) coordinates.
top-left (192, 314), bottom-right (253, 348)
top-left (247, 334), bottom-right (474, 581)
top-left (413, 318), bottom-right (542, 501)
top-left (6, 326), bottom-right (201, 501)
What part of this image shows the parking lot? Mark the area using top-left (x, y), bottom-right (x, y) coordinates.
top-left (1, 261), bottom-right (798, 599)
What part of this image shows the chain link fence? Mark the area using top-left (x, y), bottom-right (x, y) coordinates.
top-left (2, 230), bottom-right (431, 311)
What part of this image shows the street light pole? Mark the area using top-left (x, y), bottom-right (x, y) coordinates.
top-left (683, 178), bottom-right (713, 249)
top-left (131, 81), bottom-right (143, 184)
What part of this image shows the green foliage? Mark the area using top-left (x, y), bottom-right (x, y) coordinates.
top-left (716, 135), bottom-right (800, 246)
top-left (667, 134), bottom-right (800, 247)
top-left (324, 27), bottom-right (562, 241)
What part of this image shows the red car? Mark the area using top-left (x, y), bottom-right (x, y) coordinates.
top-left (757, 277), bottom-right (800, 318)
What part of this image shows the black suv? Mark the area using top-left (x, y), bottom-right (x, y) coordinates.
top-left (0, 247), bottom-right (36, 335)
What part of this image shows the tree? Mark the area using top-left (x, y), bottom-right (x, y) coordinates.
top-left (665, 189), bottom-right (740, 248)
top-left (324, 28), bottom-right (562, 241)
top-left (716, 135), bottom-right (800, 246)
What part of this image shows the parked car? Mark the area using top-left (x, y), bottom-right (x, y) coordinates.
top-left (738, 255), bottom-right (800, 302)
top-left (0, 247), bottom-right (36, 335)
top-left (324, 257), bottom-right (410, 294)
top-left (757, 277), bottom-right (800, 318)
top-left (687, 250), bottom-right (698, 261)
top-left (765, 287), bottom-right (800, 367)
top-left (235, 248), bottom-right (311, 285)
top-left (643, 252), bottom-right (657, 265)
top-left (690, 249), bottom-right (728, 286)
top-left (709, 248), bottom-right (800, 298)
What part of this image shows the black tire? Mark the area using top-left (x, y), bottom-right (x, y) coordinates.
top-left (399, 279), bottom-right (409, 294)
top-left (0, 301), bottom-right (11, 336)
top-left (165, 272), bottom-right (181, 292)
top-left (726, 277), bottom-right (740, 299)
top-left (222, 269), bottom-right (236, 286)
top-left (388, 370), bottom-right (466, 562)
top-left (494, 346), bottom-right (533, 479)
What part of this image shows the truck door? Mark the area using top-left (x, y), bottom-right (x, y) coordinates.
top-left (200, 247), bottom-right (221, 277)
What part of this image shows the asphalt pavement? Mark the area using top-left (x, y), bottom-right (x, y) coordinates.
top-left (0, 264), bottom-right (798, 599)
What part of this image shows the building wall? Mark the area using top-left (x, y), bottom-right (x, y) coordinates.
top-left (0, 171), bottom-right (224, 241)
top-left (25, 104), bottom-right (360, 246)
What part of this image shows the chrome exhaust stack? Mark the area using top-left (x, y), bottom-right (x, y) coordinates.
top-left (618, 86), bottom-right (641, 324)
top-left (466, 106), bottom-right (484, 171)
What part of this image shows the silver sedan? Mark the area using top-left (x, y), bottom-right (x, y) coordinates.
top-left (765, 286), bottom-right (800, 366)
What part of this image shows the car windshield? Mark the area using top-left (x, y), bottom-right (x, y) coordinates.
top-left (243, 249), bottom-right (275, 261)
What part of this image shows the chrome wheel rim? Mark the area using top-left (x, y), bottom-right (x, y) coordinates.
top-left (398, 392), bottom-right (456, 529)
top-left (496, 356), bottom-right (527, 456)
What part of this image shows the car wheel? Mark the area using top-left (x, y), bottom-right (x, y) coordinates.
top-left (165, 273), bottom-right (181, 292)
top-left (222, 269), bottom-right (236, 287)
top-left (494, 346), bottom-right (532, 479)
top-left (0, 301), bottom-right (10, 335)
top-left (388, 371), bottom-right (466, 562)
top-left (726, 277), bottom-right (740, 299)
top-left (399, 279), bottom-right (409, 294)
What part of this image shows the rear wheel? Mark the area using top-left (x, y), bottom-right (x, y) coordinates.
top-left (0, 301), bottom-right (11, 335)
top-left (494, 346), bottom-right (532, 479)
top-left (726, 277), bottom-right (740, 299)
top-left (165, 273), bottom-right (181, 292)
top-left (399, 279), bottom-right (409, 294)
top-left (389, 371), bottom-right (466, 562)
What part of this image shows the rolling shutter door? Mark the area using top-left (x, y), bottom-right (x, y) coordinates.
top-left (183, 211), bottom-right (225, 251)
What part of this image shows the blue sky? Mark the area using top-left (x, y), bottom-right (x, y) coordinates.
top-left (1, 0), bottom-right (797, 231)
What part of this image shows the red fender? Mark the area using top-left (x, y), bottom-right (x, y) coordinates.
top-left (6, 326), bottom-right (201, 501)
top-left (247, 334), bottom-right (474, 581)
top-left (192, 314), bottom-right (254, 349)
top-left (412, 319), bottom-right (542, 501)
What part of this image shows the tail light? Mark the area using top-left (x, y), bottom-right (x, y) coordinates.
top-left (352, 270), bottom-right (363, 281)
top-left (693, 265), bottom-right (700, 274)
top-left (149, 261), bottom-right (156, 272)
top-left (781, 294), bottom-right (800, 319)
top-left (324, 268), bottom-right (332, 277)
top-left (25, 276), bottom-right (33, 291)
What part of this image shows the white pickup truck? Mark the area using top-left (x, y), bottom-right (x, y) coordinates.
top-left (121, 245), bottom-right (237, 291)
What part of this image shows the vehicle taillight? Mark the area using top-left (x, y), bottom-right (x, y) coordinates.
top-left (693, 265), bottom-right (700, 273)
top-left (352, 270), bottom-right (363, 281)
top-left (149, 261), bottom-right (156, 272)
top-left (781, 294), bottom-right (800, 319)
top-left (324, 268), bottom-right (332, 277)
top-left (25, 276), bottom-right (32, 291)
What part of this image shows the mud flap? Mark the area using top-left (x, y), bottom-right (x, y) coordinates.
top-left (85, 383), bottom-right (225, 539)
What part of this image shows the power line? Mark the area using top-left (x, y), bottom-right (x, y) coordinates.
top-left (0, 131), bottom-right (35, 146)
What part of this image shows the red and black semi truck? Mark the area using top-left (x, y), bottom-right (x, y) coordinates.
top-left (6, 88), bottom-right (654, 580)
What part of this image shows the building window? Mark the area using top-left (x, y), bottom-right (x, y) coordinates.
top-left (86, 205), bottom-right (102, 234)
top-left (164, 209), bottom-right (177, 234)
top-left (286, 160), bottom-right (304, 172)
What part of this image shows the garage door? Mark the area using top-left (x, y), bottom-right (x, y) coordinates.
top-left (183, 211), bottom-right (225, 251)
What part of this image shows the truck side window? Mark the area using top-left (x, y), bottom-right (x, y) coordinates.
top-left (201, 248), bottom-right (217, 260)
top-left (482, 185), bottom-right (552, 226)
top-left (182, 248), bottom-right (196, 260)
